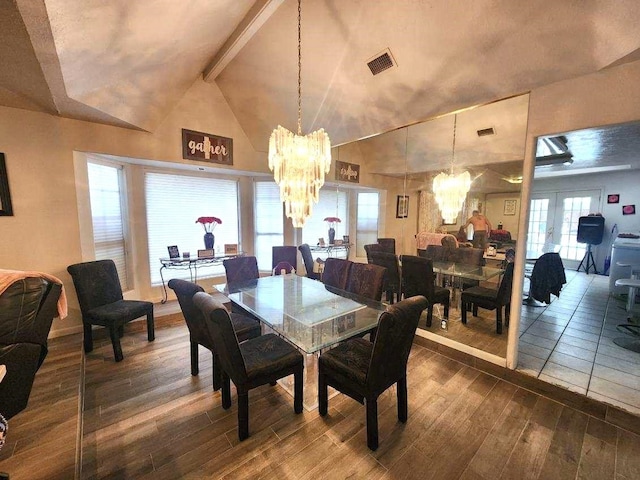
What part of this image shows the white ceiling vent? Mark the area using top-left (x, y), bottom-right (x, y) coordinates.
top-left (367, 49), bottom-right (397, 75)
top-left (477, 127), bottom-right (495, 137)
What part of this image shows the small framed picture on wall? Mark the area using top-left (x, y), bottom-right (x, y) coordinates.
top-left (607, 194), bottom-right (620, 204)
top-left (396, 195), bottom-right (409, 218)
top-left (503, 199), bottom-right (517, 216)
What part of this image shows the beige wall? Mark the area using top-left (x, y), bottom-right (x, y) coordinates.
top-left (485, 193), bottom-right (520, 236)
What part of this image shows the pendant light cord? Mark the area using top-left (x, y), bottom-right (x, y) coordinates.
top-left (297, 0), bottom-right (302, 135)
top-left (450, 114), bottom-right (457, 174)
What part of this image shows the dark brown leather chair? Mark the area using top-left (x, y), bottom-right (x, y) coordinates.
top-left (318, 296), bottom-right (428, 450)
top-left (400, 255), bottom-right (450, 327)
top-left (223, 256), bottom-right (259, 283)
top-left (193, 292), bottom-right (303, 441)
top-left (298, 243), bottom-right (319, 280)
top-left (461, 262), bottom-right (514, 334)
top-left (369, 251), bottom-right (401, 303)
top-left (322, 258), bottom-right (352, 290)
top-left (0, 277), bottom-right (61, 419)
top-left (167, 279), bottom-right (261, 390)
top-left (67, 260), bottom-right (154, 362)
top-left (346, 263), bottom-right (386, 302)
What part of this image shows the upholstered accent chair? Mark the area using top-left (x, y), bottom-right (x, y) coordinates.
top-left (0, 277), bottom-right (61, 419)
top-left (400, 255), bottom-right (450, 327)
top-left (272, 246), bottom-right (298, 272)
top-left (376, 238), bottom-right (396, 254)
top-left (461, 261), bottom-right (515, 334)
top-left (223, 256), bottom-right (259, 284)
top-left (318, 295), bottom-right (428, 450)
top-left (364, 243), bottom-right (383, 263)
top-left (193, 293), bottom-right (304, 441)
top-left (369, 251), bottom-right (402, 303)
top-left (67, 260), bottom-right (154, 362)
top-left (298, 243), bottom-right (319, 280)
top-left (346, 263), bottom-right (386, 302)
top-left (322, 258), bottom-right (352, 290)
top-left (167, 279), bottom-right (261, 390)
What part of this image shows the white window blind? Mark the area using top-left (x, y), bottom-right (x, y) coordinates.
top-left (301, 189), bottom-right (348, 257)
top-left (87, 162), bottom-right (129, 290)
top-left (145, 172), bottom-right (239, 285)
top-left (254, 181), bottom-right (284, 271)
top-left (356, 192), bottom-right (379, 257)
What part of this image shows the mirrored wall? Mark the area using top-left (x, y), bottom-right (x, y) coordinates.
top-left (336, 94), bottom-right (530, 361)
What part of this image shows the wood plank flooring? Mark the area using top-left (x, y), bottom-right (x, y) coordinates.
top-left (1, 312), bottom-right (640, 479)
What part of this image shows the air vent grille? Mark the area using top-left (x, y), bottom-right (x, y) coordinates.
top-left (477, 127), bottom-right (495, 137)
top-left (367, 50), bottom-right (396, 75)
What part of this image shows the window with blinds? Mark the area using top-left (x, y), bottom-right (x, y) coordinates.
top-left (145, 172), bottom-right (239, 285)
top-left (254, 181), bottom-right (284, 271)
top-left (87, 162), bottom-right (130, 290)
top-left (356, 192), bottom-right (379, 257)
top-left (301, 189), bottom-right (348, 256)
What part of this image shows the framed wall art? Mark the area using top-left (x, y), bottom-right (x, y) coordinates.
top-left (607, 194), bottom-right (620, 204)
top-left (503, 199), bottom-right (517, 216)
top-left (396, 195), bottom-right (409, 218)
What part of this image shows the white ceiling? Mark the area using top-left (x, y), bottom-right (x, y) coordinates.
top-left (3, 0), bottom-right (640, 169)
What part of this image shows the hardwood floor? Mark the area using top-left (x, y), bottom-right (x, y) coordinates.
top-left (2, 312), bottom-right (640, 479)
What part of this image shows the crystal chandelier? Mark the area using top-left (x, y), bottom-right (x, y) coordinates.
top-left (432, 114), bottom-right (471, 224)
top-left (268, 0), bottom-right (331, 228)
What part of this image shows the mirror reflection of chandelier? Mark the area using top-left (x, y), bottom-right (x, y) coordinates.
top-left (268, 0), bottom-right (331, 228)
top-left (432, 114), bottom-right (471, 224)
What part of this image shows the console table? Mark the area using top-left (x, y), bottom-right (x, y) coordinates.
top-left (159, 254), bottom-right (241, 303)
top-left (309, 243), bottom-right (352, 258)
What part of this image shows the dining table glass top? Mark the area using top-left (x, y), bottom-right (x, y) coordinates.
top-left (217, 275), bottom-right (386, 354)
top-left (432, 261), bottom-right (504, 281)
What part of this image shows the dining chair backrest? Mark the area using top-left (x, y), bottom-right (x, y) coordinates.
top-left (369, 251), bottom-right (400, 294)
top-left (400, 255), bottom-right (436, 299)
top-left (418, 245), bottom-right (448, 262)
top-left (298, 243), bottom-right (318, 280)
top-left (496, 261), bottom-right (515, 305)
top-left (364, 243), bottom-right (383, 263)
top-left (367, 296), bottom-right (428, 393)
top-left (455, 247), bottom-right (485, 266)
top-left (193, 292), bottom-right (248, 382)
top-left (346, 263), bottom-right (386, 301)
top-left (377, 238), bottom-right (396, 254)
top-left (440, 235), bottom-right (458, 250)
top-left (322, 258), bottom-right (352, 290)
top-left (167, 279), bottom-right (210, 349)
top-left (67, 259), bottom-right (124, 312)
top-left (272, 246), bottom-right (297, 271)
top-left (223, 256), bottom-right (259, 283)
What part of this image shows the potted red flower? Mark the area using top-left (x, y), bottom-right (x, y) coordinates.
top-left (196, 216), bottom-right (222, 249)
top-left (323, 217), bottom-right (341, 244)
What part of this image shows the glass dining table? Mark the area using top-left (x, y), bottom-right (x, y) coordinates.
top-left (216, 275), bottom-right (386, 409)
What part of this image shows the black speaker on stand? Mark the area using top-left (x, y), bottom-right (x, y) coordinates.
top-left (576, 215), bottom-right (605, 274)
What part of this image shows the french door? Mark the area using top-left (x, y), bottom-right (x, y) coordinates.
top-left (527, 189), bottom-right (602, 268)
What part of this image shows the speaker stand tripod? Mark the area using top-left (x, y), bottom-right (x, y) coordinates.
top-left (577, 244), bottom-right (598, 274)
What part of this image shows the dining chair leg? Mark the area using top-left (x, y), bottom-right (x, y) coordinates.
top-left (505, 303), bottom-right (511, 327)
top-left (318, 371), bottom-right (328, 416)
top-left (366, 396), bottom-right (379, 451)
top-left (397, 375), bottom-right (408, 422)
top-left (444, 302), bottom-right (450, 320)
top-left (190, 341), bottom-right (199, 375)
top-left (109, 326), bottom-right (124, 362)
top-left (294, 367), bottom-right (303, 414)
top-left (461, 301), bottom-right (468, 324)
top-left (212, 353), bottom-right (222, 391)
top-left (146, 311), bottom-right (155, 341)
top-left (83, 323), bottom-right (93, 352)
top-left (496, 308), bottom-right (503, 334)
top-left (118, 325), bottom-right (124, 337)
top-left (237, 387), bottom-right (249, 441)
top-left (426, 306), bottom-right (434, 327)
top-left (221, 372), bottom-right (232, 409)
top-left (472, 304), bottom-right (479, 316)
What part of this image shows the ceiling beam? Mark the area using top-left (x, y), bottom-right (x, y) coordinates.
top-left (203, 0), bottom-right (284, 82)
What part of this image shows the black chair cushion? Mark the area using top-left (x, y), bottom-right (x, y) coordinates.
top-left (231, 313), bottom-right (262, 342)
top-left (86, 299), bottom-right (152, 324)
top-left (318, 337), bottom-right (372, 385)
top-left (240, 333), bottom-right (303, 382)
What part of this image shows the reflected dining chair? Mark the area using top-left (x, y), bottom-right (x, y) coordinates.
top-left (461, 261), bottom-right (514, 334)
top-left (67, 259), bottom-right (154, 362)
top-left (400, 255), bottom-right (450, 327)
top-left (377, 238), bottom-right (396, 254)
top-left (167, 279), bottom-right (261, 390)
top-left (318, 295), bottom-right (428, 450)
top-left (364, 243), bottom-right (383, 263)
top-left (369, 251), bottom-right (401, 303)
top-left (193, 292), bottom-right (304, 441)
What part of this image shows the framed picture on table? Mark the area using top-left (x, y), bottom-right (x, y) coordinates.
top-left (396, 195), bottom-right (409, 218)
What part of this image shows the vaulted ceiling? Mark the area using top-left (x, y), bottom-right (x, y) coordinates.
top-left (3, 0), bottom-right (640, 160)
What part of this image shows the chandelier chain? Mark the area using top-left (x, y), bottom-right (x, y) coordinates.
top-left (450, 114), bottom-right (457, 174)
top-left (297, 0), bottom-right (302, 135)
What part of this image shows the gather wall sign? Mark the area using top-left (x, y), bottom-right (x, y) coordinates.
top-left (182, 129), bottom-right (233, 165)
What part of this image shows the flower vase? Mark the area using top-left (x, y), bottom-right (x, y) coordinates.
top-left (328, 227), bottom-right (335, 245)
top-left (204, 232), bottom-right (215, 250)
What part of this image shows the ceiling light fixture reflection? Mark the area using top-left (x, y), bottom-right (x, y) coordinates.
top-left (433, 114), bottom-right (471, 224)
top-left (268, 0), bottom-right (331, 228)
